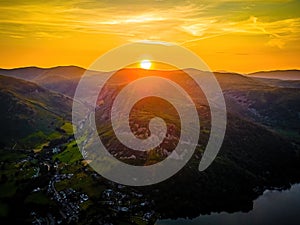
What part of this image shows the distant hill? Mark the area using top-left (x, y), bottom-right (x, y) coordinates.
top-left (1, 66), bottom-right (299, 94)
top-left (250, 77), bottom-right (300, 89)
top-left (0, 75), bottom-right (73, 149)
top-left (247, 70), bottom-right (300, 80)
top-left (213, 71), bottom-right (266, 90)
top-left (0, 66), bottom-right (86, 98)
top-left (0, 66), bottom-right (274, 96)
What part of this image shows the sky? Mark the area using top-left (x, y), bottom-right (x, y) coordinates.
top-left (0, 0), bottom-right (299, 73)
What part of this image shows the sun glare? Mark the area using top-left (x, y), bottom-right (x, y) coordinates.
top-left (140, 59), bottom-right (152, 70)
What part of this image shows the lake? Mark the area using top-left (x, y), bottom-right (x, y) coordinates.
top-left (156, 183), bottom-right (300, 225)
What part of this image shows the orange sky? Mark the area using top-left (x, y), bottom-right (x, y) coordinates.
top-left (0, 0), bottom-right (299, 73)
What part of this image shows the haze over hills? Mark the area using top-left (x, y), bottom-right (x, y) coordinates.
top-left (247, 70), bottom-right (300, 80)
top-left (250, 77), bottom-right (300, 89)
top-left (1, 66), bottom-right (299, 96)
top-left (0, 66), bottom-right (85, 98)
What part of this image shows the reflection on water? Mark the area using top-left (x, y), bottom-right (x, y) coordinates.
top-left (156, 183), bottom-right (300, 225)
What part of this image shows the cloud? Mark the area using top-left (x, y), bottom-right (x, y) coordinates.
top-left (0, 2), bottom-right (206, 40)
top-left (267, 38), bottom-right (286, 48)
top-left (180, 15), bottom-right (300, 48)
top-left (0, 0), bottom-right (299, 49)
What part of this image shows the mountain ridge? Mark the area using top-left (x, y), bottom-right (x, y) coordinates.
top-left (1, 65), bottom-right (299, 77)
top-left (247, 69), bottom-right (300, 80)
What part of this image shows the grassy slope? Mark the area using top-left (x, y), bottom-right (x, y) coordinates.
top-left (0, 75), bottom-right (73, 149)
top-left (214, 72), bottom-right (300, 142)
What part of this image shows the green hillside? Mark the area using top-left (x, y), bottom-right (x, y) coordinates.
top-left (0, 75), bottom-right (73, 149)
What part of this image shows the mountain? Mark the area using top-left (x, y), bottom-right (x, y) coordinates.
top-left (247, 70), bottom-right (300, 80)
top-left (0, 66), bottom-right (86, 98)
top-left (149, 112), bottom-right (300, 219)
top-left (1, 66), bottom-right (299, 143)
top-left (0, 66), bottom-right (300, 224)
top-left (1, 66), bottom-right (299, 144)
top-left (90, 68), bottom-right (300, 221)
top-left (0, 75), bottom-right (73, 149)
top-left (213, 71), bottom-right (267, 90)
top-left (214, 73), bottom-right (300, 143)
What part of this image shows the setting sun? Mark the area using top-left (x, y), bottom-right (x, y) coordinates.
top-left (140, 60), bottom-right (152, 70)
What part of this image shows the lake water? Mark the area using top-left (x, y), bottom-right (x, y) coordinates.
top-left (156, 183), bottom-right (300, 225)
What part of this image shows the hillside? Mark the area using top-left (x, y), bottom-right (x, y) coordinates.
top-left (0, 66), bottom-right (86, 98)
top-left (213, 74), bottom-right (300, 143)
top-left (0, 75), bottom-right (73, 149)
top-left (213, 71), bottom-right (267, 90)
top-left (251, 78), bottom-right (300, 89)
top-left (85, 68), bottom-right (300, 221)
top-left (1, 66), bottom-right (299, 144)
